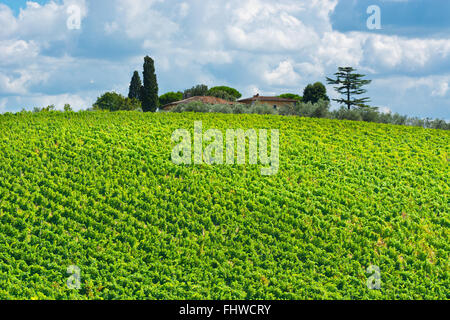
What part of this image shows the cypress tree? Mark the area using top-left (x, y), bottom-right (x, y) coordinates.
top-left (128, 71), bottom-right (142, 100)
top-left (141, 56), bottom-right (159, 112)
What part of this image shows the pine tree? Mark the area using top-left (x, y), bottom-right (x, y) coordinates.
top-left (141, 56), bottom-right (159, 112)
top-left (326, 67), bottom-right (372, 110)
top-left (128, 71), bottom-right (142, 100)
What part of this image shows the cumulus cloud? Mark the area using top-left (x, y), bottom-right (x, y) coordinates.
top-left (0, 0), bottom-right (448, 119)
top-left (264, 60), bottom-right (301, 86)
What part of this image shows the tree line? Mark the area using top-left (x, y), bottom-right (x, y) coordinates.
top-left (92, 55), bottom-right (339, 113)
top-left (37, 54), bottom-right (446, 130)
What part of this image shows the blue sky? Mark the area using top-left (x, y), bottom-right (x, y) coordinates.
top-left (0, 0), bottom-right (449, 119)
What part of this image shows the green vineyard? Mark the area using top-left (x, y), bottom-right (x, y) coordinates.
top-left (0, 111), bottom-right (448, 299)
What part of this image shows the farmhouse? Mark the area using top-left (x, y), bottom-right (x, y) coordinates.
top-left (162, 96), bottom-right (235, 111)
top-left (238, 94), bottom-right (298, 109)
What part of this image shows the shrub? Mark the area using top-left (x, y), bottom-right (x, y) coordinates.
top-left (171, 101), bottom-right (211, 113)
top-left (208, 86), bottom-right (242, 100)
top-left (359, 107), bottom-right (379, 122)
top-left (230, 104), bottom-right (250, 114)
top-left (159, 92), bottom-right (183, 106)
top-left (332, 107), bottom-right (363, 121)
top-left (391, 113), bottom-right (408, 125)
top-left (310, 100), bottom-right (330, 118)
top-left (278, 93), bottom-right (302, 102)
top-left (183, 84), bottom-right (209, 99)
top-left (210, 104), bottom-right (234, 114)
top-left (207, 89), bottom-right (236, 102)
top-left (93, 92), bottom-right (141, 111)
top-left (33, 105), bottom-right (56, 112)
top-left (249, 103), bottom-right (278, 115)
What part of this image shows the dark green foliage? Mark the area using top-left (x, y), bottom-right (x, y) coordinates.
top-left (208, 86), bottom-right (242, 99)
top-left (302, 82), bottom-right (329, 104)
top-left (33, 105), bottom-right (56, 112)
top-left (63, 104), bottom-right (73, 112)
top-left (206, 89), bottom-right (236, 101)
top-left (358, 107), bottom-right (379, 122)
top-left (332, 107), bottom-right (363, 121)
top-left (128, 71), bottom-right (142, 100)
top-left (159, 91), bottom-right (183, 106)
top-left (93, 92), bottom-right (141, 111)
top-left (278, 93), bottom-right (302, 101)
top-left (183, 84), bottom-right (209, 99)
top-left (166, 100), bottom-right (450, 130)
top-left (327, 67), bottom-right (372, 110)
top-left (141, 56), bottom-right (159, 112)
top-left (292, 100), bottom-right (330, 118)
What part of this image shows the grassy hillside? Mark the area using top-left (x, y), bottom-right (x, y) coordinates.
top-left (0, 111), bottom-right (448, 300)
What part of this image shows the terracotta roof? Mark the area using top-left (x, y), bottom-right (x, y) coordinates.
top-left (238, 94), bottom-right (298, 103)
top-left (162, 96), bottom-right (235, 110)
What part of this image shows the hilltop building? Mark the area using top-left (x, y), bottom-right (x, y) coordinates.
top-left (238, 94), bottom-right (298, 110)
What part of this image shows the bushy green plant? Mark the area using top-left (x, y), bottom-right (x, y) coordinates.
top-left (164, 100), bottom-right (449, 130)
top-left (332, 107), bottom-right (363, 121)
top-left (183, 84), bottom-right (209, 98)
top-left (278, 93), bottom-right (302, 102)
top-left (207, 89), bottom-right (236, 101)
top-left (208, 86), bottom-right (242, 100)
top-left (229, 104), bottom-right (250, 114)
top-left (359, 107), bottom-right (379, 122)
top-left (209, 104), bottom-right (234, 113)
top-left (171, 101), bottom-right (211, 113)
top-left (310, 99), bottom-right (330, 118)
top-left (159, 91), bottom-right (183, 106)
top-left (248, 103), bottom-right (278, 115)
top-left (34, 105), bottom-right (56, 112)
top-left (93, 92), bottom-right (142, 112)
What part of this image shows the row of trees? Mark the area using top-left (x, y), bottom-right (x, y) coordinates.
top-left (279, 82), bottom-right (330, 105)
top-left (168, 100), bottom-right (450, 130)
top-left (158, 85), bottom-right (243, 107)
top-left (93, 56), bottom-right (159, 112)
top-left (158, 82), bottom-right (330, 108)
top-left (93, 58), bottom-right (442, 131)
top-left (278, 67), bottom-right (373, 110)
top-left (128, 56), bottom-right (159, 112)
top-left (105, 56), bottom-right (372, 114)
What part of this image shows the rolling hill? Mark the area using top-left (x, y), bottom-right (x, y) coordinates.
top-left (0, 111), bottom-right (448, 299)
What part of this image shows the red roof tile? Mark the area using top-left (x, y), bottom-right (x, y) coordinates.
top-left (238, 94), bottom-right (298, 103)
top-left (162, 96), bottom-right (235, 110)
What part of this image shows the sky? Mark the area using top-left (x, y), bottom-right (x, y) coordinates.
top-left (0, 0), bottom-right (449, 119)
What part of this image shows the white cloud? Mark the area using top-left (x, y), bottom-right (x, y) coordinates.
top-left (114, 0), bottom-right (179, 40)
top-left (0, 40), bottom-right (40, 65)
top-left (0, 0), bottom-right (448, 119)
top-left (362, 34), bottom-right (450, 70)
top-left (179, 2), bottom-right (190, 18)
top-left (14, 0), bottom-right (87, 41)
top-left (432, 81), bottom-right (449, 97)
top-left (264, 60), bottom-right (301, 86)
top-left (8, 93), bottom-right (93, 111)
top-left (0, 4), bottom-right (18, 38)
